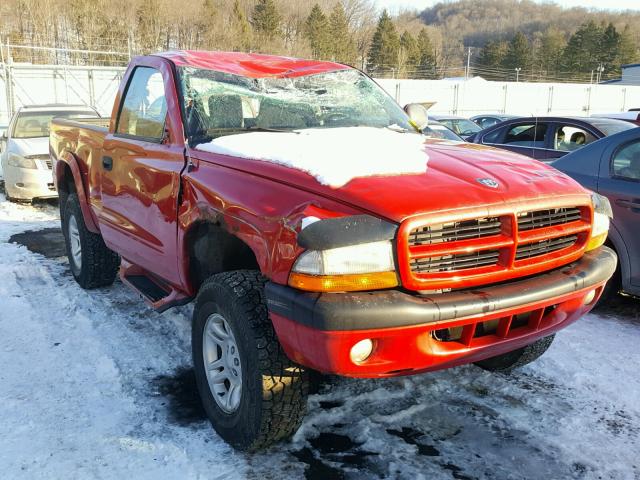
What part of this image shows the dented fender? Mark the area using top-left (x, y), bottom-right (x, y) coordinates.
top-left (54, 150), bottom-right (100, 233)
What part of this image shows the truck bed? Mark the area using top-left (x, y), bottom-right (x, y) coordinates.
top-left (50, 117), bottom-right (109, 199)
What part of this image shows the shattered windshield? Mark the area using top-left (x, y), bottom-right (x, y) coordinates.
top-left (178, 67), bottom-right (415, 145)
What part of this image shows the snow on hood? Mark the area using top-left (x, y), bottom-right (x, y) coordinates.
top-left (196, 127), bottom-right (429, 188)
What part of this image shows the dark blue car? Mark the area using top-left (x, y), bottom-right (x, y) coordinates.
top-left (552, 127), bottom-right (640, 300)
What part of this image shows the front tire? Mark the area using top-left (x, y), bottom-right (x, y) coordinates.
top-left (62, 193), bottom-right (120, 289)
top-left (192, 270), bottom-right (309, 451)
top-left (475, 334), bottom-right (555, 372)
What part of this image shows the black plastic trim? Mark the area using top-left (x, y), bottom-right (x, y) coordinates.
top-left (266, 247), bottom-right (617, 331)
top-left (297, 215), bottom-right (397, 250)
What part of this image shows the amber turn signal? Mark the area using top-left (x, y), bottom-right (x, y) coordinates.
top-left (288, 271), bottom-right (399, 292)
top-left (585, 232), bottom-right (607, 252)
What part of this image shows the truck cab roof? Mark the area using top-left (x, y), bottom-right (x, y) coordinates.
top-left (154, 50), bottom-right (350, 78)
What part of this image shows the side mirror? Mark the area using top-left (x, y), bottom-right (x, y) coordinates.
top-left (404, 103), bottom-right (429, 131)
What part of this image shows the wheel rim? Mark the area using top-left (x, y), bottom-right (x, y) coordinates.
top-left (68, 214), bottom-right (82, 270)
top-left (203, 313), bottom-right (242, 413)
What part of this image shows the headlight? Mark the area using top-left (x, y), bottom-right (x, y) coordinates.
top-left (289, 240), bottom-right (398, 292)
top-left (7, 152), bottom-right (37, 169)
top-left (586, 193), bottom-right (612, 252)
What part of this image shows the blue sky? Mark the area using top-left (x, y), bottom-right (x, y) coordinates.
top-left (375, 0), bottom-right (640, 12)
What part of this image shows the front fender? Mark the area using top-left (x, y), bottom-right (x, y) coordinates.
top-left (54, 150), bottom-right (100, 233)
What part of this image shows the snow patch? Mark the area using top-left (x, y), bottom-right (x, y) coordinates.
top-left (196, 127), bottom-right (429, 188)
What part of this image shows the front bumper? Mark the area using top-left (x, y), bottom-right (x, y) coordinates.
top-left (3, 165), bottom-right (57, 200)
top-left (266, 247), bottom-right (617, 377)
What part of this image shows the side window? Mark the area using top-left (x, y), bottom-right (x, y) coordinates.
top-left (612, 140), bottom-right (640, 181)
top-left (116, 67), bottom-right (167, 140)
top-left (554, 125), bottom-right (596, 152)
top-left (503, 123), bottom-right (548, 148)
top-left (482, 126), bottom-right (504, 144)
top-left (479, 117), bottom-right (498, 129)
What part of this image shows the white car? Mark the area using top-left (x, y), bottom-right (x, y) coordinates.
top-left (0, 105), bottom-right (100, 201)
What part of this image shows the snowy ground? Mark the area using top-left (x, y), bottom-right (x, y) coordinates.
top-left (0, 193), bottom-right (638, 480)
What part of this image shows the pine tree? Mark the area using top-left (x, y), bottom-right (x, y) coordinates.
top-left (416, 28), bottom-right (436, 79)
top-left (502, 32), bottom-right (531, 76)
top-left (199, 0), bottom-right (217, 49)
top-left (399, 31), bottom-right (419, 78)
top-left (600, 23), bottom-right (621, 74)
top-left (304, 4), bottom-right (330, 59)
top-left (562, 21), bottom-right (604, 75)
top-left (231, 0), bottom-right (251, 51)
top-left (538, 27), bottom-right (566, 78)
top-left (477, 40), bottom-right (508, 80)
top-left (252, 0), bottom-right (281, 41)
top-left (366, 10), bottom-right (400, 77)
top-left (328, 3), bottom-right (357, 65)
top-left (617, 26), bottom-right (638, 68)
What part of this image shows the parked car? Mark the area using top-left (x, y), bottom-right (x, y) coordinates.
top-left (470, 114), bottom-right (519, 129)
top-left (422, 120), bottom-right (464, 141)
top-left (0, 104), bottom-right (100, 201)
top-left (50, 50), bottom-right (616, 451)
top-left (591, 111), bottom-right (640, 126)
top-left (553, 128), bottom-right (640, 300)
top-left (469, 116), bottom-right (636, 161)
top-left (429, 114), bottom-right (482, 139)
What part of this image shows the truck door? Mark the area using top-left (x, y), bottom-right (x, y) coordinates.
top-left (99, 57), bottom-right (186, 285)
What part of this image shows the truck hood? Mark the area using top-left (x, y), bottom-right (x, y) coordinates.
top-left (317, 141), bottom-right (590, 223)
top-left (194, 137), bottom-right (589, 224)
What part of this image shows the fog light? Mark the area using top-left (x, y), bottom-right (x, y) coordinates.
top-left (350, 339), bottom-right (374, 364)
top-left (583, 289), bottom-right (597, 305)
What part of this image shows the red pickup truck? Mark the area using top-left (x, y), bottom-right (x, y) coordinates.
top-left (50, 51), bottom-right (616, 451)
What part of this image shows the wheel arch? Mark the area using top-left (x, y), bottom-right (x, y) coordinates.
top-left (54, 152), bottom-right (99, 233)
top-left (183, 219), bottom-right (262, 293)
top-left (603, 223), bottom-right (629, 290)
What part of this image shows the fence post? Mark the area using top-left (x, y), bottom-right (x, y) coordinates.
top-left (453, 83), bottom-right (459, 115)
top-left (88, 68), bottom-right (95, 107)
top-left (621, 88), bottom-right (627, 112)
top-left (63, 65), bottom-right (69, 103)
top-left (502, 84), bottom-right (508, 114)
top-left (586, 86), bottom-right (592, 116)
top-left (6, 63), bottom-right (14, 117)
top-left (547, 86), bottom-right (554, 113)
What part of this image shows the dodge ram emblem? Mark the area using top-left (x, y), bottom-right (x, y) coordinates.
top-left (476, 178), bottom-right (499, 188)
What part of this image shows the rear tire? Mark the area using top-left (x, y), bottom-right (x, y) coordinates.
top-left (475, 334), bottom-right (555, 372)
top-left (192, 270), bottom-right (309, 451)
top-left (62, 193), bottom-right (120, 289)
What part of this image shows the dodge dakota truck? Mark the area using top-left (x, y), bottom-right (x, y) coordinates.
top-left (50, 51), bottom-right (617, 451)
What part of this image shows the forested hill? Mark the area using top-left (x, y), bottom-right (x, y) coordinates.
top-left (419, 0), bottom-right (640, 47)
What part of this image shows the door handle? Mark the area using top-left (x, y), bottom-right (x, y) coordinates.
top-left (615, 198), bottom-right (640, 210)
top-left (102, 156), bottom-right (113, 171)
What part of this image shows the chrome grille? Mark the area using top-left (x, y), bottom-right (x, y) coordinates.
top-left (517, 207), bottom-right (581, 231)
top-left (515, 235), bottom-right (578, 260)
top-left (408, 217), bottom-right (501, 246)
top-left (410, 249), bottom-right (500, 273)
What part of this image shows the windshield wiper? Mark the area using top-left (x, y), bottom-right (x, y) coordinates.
top-left (245, 126), bottom-right (299, 134)
top-left (384, 125), bottom-right (414, 133)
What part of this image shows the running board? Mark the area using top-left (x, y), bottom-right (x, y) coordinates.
top-left (120, 260), bottom-right (192, 312)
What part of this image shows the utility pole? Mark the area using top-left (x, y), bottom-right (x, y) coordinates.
top-left (465, 47), bottom-right (472, 79)
top-left (515, 67), bottom-right (521, 82)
